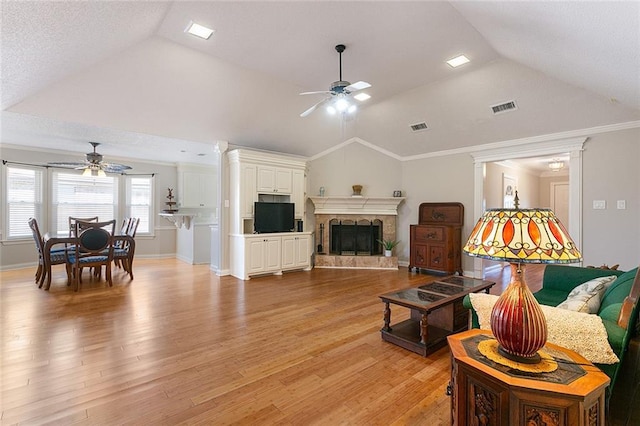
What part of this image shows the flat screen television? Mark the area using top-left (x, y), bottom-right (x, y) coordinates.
top-left (254, 202), bottom-right (295, 233)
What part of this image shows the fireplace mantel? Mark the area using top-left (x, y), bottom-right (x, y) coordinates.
top-left (310, 196), bottom-right (405, 215)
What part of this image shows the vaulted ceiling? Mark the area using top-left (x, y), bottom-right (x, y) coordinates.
top-left (2, 1), bottom-right (639, 164)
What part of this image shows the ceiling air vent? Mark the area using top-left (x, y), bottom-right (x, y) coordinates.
top-left (409, 122), bottom-right (428, 132)
top-left (491, 100), bottom-right (518, 115)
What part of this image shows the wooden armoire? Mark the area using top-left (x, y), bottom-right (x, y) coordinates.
top-left (409, 202), bottom-right (463, 275)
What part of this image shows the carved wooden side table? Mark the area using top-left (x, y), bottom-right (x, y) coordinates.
top-left (447, 329), bottom-right (610, 426)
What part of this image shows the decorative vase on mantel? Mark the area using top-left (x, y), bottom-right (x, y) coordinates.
top-left (384, 249), bottom-right (392, 257)
top-left (352, 184), bottom-right (363, 196)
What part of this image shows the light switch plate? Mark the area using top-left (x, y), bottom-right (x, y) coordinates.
top-left (617, 200), bottom-right (626, 209)
top-left (593, 200), bottom-right (606, 210)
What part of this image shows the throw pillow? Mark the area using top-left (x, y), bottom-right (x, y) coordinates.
top-left (556, 275), bottom-right (617, 313)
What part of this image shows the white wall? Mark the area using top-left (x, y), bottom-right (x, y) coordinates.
top-left (581, 127), bottom-right (640, 270)
top-left (400, 153), bottom-right (476, 271)
top-left (484, 162), bottom-right (540, 209)
top-left (539, 174), bottom-right (569, 209)
top-left (308, 142), bottom-right (402, 198)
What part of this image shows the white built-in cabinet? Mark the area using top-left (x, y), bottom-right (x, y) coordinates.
top-left (230, 232), bottom-right (312, 280)
top-left (177, 165), bottom-right (216, 208)
top-left (228, 149), bottom-right (311, 280)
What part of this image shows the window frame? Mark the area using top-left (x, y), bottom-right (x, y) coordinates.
top-left (3, 164), bottom-right (45, 240)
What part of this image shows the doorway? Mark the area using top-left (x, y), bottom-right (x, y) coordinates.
top-left (469, 138), bottom-right (586, 278)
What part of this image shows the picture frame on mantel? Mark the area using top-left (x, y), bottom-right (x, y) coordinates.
top-left (503, 174), bottom-right (517, 208)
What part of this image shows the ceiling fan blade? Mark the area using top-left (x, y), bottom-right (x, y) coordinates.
top-left (300, 98), bottom-right (330, 117)
top-left (47, 161), bottom-right (88, 169)
top-left (345, 81), bottom-right (371, 92)
top-left (101, 163), bottom-right (133, 173)
top-left (299, 90), bottom-right (332, 96)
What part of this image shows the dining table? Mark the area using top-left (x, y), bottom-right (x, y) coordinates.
top-left (42, 232), bottom-right (134, 290)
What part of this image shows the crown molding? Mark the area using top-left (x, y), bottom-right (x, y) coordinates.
top-left (308, 120), bottom-right (640, 163)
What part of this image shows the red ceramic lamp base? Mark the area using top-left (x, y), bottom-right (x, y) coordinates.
top-left (490, 263), bottom-right (548, 364)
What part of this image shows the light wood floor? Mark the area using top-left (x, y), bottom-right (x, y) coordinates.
top-left (1, 260), bottom-right (539, 425)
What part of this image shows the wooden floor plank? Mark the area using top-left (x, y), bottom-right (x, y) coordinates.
top-left (1, 259), bottom-right (541, 424)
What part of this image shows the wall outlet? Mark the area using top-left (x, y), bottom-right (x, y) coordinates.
top-left (617, 200), bottom-right (626, 209)
top-left (593, 200), bottom-right (606, 210)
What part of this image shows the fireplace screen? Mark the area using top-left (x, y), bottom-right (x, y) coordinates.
top-left (329, 219), bottom-right (383, 255)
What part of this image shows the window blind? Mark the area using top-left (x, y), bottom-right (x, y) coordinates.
top-left (126, 176), bottom-right (152, 234)
top-left (52, 172), bottom-right (118, 236)
top-left (7, 166), bottom-right (43, 238)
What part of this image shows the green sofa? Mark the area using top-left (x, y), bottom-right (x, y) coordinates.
top-left (463, 264), bottom-right (640, 398)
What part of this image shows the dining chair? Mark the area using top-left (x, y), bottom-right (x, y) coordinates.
top-left (113, 218), bottom-right (139, 279)
top-left (68, 216), bottom-right (99, 237)
top-left (113, 218), bottom-right (132, 256)
top-left (28, 218), bottom-right (67, 289)
top-left (65, 219), bottom-right (116, 291)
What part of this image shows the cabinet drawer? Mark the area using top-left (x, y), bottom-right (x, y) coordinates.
top-left (414, 226), bottom-right (444, 242)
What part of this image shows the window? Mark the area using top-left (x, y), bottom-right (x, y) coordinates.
top-left (6, 166), bottom-right (43, 239)
top-left (126, 176), bottom-right (153, 234)
top-left (51, 171), bottom-right (118, 236)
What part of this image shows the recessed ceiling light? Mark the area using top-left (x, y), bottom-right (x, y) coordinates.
top-left (446, 54), bottom-right (470, 68)
top-left (185, 21), bottom-right (214, 40)
top-left (354, 93), bottom-right (371, 102)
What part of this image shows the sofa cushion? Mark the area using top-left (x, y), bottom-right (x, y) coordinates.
top-left (600, 303), bottom-right (623, 323)
top-left (540, 264), bottom-right (624, 293)
top-left (533, 289), bottom-right (572, 307)
top-left (600, 267), bottom-right (639, 312)
top-left (601, 318), bottom-right (626, 356)
top-left (556, 275), bottom-right (617, 313)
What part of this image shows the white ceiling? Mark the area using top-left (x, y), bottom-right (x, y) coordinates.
top-left (1, 1), bottom-right (639, 165)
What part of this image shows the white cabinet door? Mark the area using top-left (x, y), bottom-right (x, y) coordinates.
top-left (264, 238), bottom-right (282, 271)
top-left (281, 235), bottom-right (296, 269)
top-left (257, 166), bottom-right (292, 194)
top-left (257, 166), bottom-right (276, 193)
top-left (247, 237), bottom-right (267, 274)
top-left (246, 236), bottom-right (282, 274)
top-left (275, 168), bottom-right (292, 194)
top-left (180, 171), bottom-right (215, 208)
top-left (281, 234), bottom-right (310, 270)
top-left (294, 234), bottom-right (311, 268)
top-left (181, 171), bottom-right (201, 207)
top-left (292, 169), bottom-right (305, 219)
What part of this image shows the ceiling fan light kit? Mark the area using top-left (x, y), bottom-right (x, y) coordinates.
top-left (300, 44), bottom-right (371, 118)
top-left (48, 142), bottom-right (132, 176)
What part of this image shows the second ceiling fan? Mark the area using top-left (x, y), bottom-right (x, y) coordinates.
top-left (300, 44), bottom-right (372, 117)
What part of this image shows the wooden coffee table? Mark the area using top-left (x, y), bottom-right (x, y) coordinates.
top-left (379, 276), bottom-right (495, 356)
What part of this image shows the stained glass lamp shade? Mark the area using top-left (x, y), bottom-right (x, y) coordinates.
top-left (463, 207), bottom-right (582, 363)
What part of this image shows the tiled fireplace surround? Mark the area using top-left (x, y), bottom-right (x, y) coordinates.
top-left (310, 197), bottom-right (405, 269)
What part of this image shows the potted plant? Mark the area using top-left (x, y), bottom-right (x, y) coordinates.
top-left (377, 239), bottom-right (399, 257)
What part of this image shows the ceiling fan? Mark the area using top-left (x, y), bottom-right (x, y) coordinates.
top-left (300, 44), bottom-right (372, 117)
top-left (48, 142), bottom-right (132, 176)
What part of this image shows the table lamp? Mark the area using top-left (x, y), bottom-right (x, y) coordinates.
top-left (463, 193), bottom-right (582, 363)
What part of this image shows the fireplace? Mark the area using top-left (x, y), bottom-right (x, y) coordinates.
top-left (330, 219), bottom-right (382, 255)
top-left (309, 196), bottom-right (405, 269)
